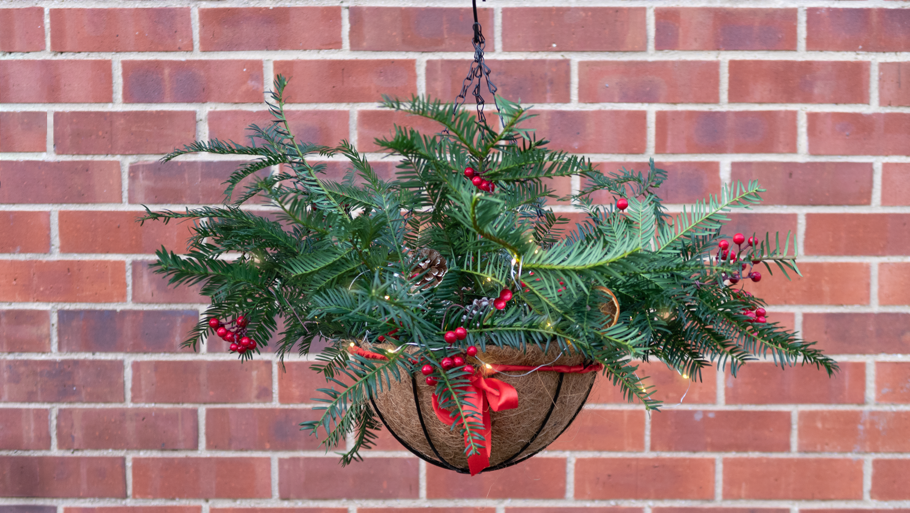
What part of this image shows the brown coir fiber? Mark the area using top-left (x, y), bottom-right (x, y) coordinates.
top-left (370, 343), bottom-right (597, 472)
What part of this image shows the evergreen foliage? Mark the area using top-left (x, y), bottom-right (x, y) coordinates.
top-left (141, 76), bottom-right (837, 465)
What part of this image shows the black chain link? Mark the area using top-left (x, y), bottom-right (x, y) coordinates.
top-left (449, 0), bottom-right (502, 129)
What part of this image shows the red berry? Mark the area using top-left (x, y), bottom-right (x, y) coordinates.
top-left (756, 316), bottom-right (767, 324)
top-left (751, 272), bottom-right (762, 283)
top-left (247, 340), bottom-right (256, 350)
top-left (441, 357), bottom-right (454, 369)
top-left (236, 315), bottom-right (248, 327)
top-left (728, 276), bottom-right (740, 285)
top-left (747, 236), bottom-right (757, 246)
top-left (464, 167), bottom-right (475, 178)
top-left (377, 335), bottom-right (385, 342)
top-left (488, 182), bottom-right (495, 193)
top-left (421, 364), bottom-right (433, 375)
top-left (453, 356), bottom-right (465, 366)
top-left (719, 240), bottom-right (729, 250)
top-left (730, 253), bottom-right (738, 262)
top-left (616, 198), bottom-right (629, 210)
top-left (237, 346), bottom-right (246, 353)
top-left (455, 327), bottom-right (468, 340)
top-left (208, 318), bottom-right (220, 329)
top-left (733, 233), bottom-right (745, 245)
top-left (466, 346), bottom-right (478, 357)
top-left (426, 376), bottom-right (437, 385)
top-left (755, 308), bottom-right (767, 317)
top-left (752, 259), bottom-right (761, 265)
top-left (471, 176), bottom-right (483, 187)
top-left (463, 365), bottom-right (474, 374)
top-left (229, 343), bottom-right (239, 352)
top-left (480, 180), bottom-right (491, 191)
top-left (499, 289), bottom-right (513, 301)
top-left (493, 298), bottom-right (506, 310)
top-left (216, 327), bottom-right (228, 338)
top-left (444, 331), bottom-right (457, 344)
top-left (240, 336), bottom-right (251, 346)
top-left (721, 250), bottom-right (729, 259)
top-left (225, 333), bottom-right (235, 343)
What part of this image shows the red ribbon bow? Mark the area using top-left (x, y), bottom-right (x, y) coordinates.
top-left (431, 373), bottom-right (519, 475)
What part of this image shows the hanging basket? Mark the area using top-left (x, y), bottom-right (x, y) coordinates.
top-left (367, 344), bottom-right (598, 474)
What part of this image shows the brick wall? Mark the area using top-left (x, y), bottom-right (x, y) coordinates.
top-left (1, 1), bottom-right (909, 510)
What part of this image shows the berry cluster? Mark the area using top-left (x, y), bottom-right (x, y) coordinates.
top-left (464, 167), bottom-right (495, 193)
top-left (208, 316), bottom-right (256, 354)
top-left (717, 233), bottom-right (762, 285)
top-left (493, 288), bottom-right (513, 310)
top-left (741, 306), bottom-right (769, 324)
top-left (418, 327), bottom-right (481, 385)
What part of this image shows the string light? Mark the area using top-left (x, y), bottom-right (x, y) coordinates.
top-left (384, 295), bottom-right (390, 300)
top-left (682, 374), bottom-right (689, 380)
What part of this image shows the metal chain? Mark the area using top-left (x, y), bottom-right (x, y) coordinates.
top-left (449, 0), bottom-right (503, 129)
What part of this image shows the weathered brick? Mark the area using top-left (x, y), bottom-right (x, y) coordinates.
top-left (521, 110), bottom-right (647, 154)
top-left (50, 8), bottom-right (191, 52)
top-left (880, 263), bottom-right (910, 306)
top-left (806, 214), bottom-right (910, 255)
top-left (882, 163), bottom-right (910, 206)
top-left (726, 362), bottom-right (864, 405)
top-left (132, 457), bottom-right (270, 498)
top-left (214, 509), bottom-right (342, 513)
top-left (651, 410), bottom-right (790, 452)
top-left (208, 110), bottom-right (348, 148)
top-left (0, 360), bottom-right (123, 403)
top-left (877, 362), bottom-right (910, 403)
top-left (656, 8), bottom-right (797, 51)
top-left (589, 361), bottom-right (717, 405)
top-left (123, 60), bottom-right (263, 104)
top-left (58, 408), bottom-right (197, 450)
top-left (872, 459), bottom-right (910, 499)
top-left (67, 507), bottom-right (200, 513)
top-left (549, 409), bottom-right (645, 451)
top-left (724, 457), bottom-right (863, 499)
top-left (503, 8), bottom-right (646, 52)
top-left (132, 361), bottom-right (272, 404)
top-left (129, 160), bottom-right (252, 204)
top-left (743, 262), bottom-right (870, 306)
top-left (0, 507), bottom-right (56, 513)
top-left (580, 61), bottom-right (719, 104)
top-left (132, 260), bottom-right (205, 304)
top-left (807, 8), bottom-right (910, 52)
top-left (275, 60), bottom-right (417, 104)
top-left (54, 111), bottom-right (196, 155)
top-left (0, 212), bottom-right (49, 253)
top-left (0, 408), bottom-right (50, 449)
top-left (206, 408), bottom-right (322, 450)
top-left (0, 161), bottom-right (121, 204)
top-left (0, 112), bottom-right (46, 152)
top-left (357, 109), bottom-right (449, 153)
top-left (507, 509), bottom-right (641, 513)
top-left (0, 457), bottom-right (126, 497)
top-left (58, 310), bottom-right (198, 353)
top-left (199, 7), bottom-right (341, 51)
top-left (800, 411), bottom-right (910, 453)
top-left (0, 260), bottom-right (126, 303)
top-left (428, 458), bottom-right (565, 499)
top-left (731, 162), bottom-right (872, 205)
top-left (589, 161), bottom-right (720, 205)
top-left (656, 111), bottom-right (797, 154)
top-left (59, 211), bottom-right (193, 254)
top-left (804, 313), bottom-right (910, 355)
top-left (729, 61), bottom-right (868, 104)
top-left (351, 7), bottom-right (494, 52)
top-left (0, 310), bottom-right (50, 353)
top-left (278, 362), bottom-right (332, 404)
top-left (0, 8), bottom-right (45, 52)
top-left (280, 457), bottom-right (419, 499)
top-left (0, 61), bottom-right (112, 103)
top-left (575, 457), bottom-right (714, 499)
top-left (809, 113), bottom-right (910, 155)
top-left (880, 62), bottom-right (910, 107)
top-left (428, 59), bottom-right (570, 104)
top-left (654, 509), bottom-right (786, 513)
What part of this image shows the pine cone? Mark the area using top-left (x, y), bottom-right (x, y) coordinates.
top-left (461, 297), bottom-right (492, 323)
top-left (412, 248), bottom-right (448, 289)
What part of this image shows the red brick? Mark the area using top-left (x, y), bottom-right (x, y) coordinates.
top-left (806, 214), bottom-right (910, 255)
top-left (880, 263), bottom-right (910, 306)
top-left (724, 457), bottom-right (863, 499)
top-left (882, 163), bottom-right (910, 206)
top-left (0, 211), bottom-right (49, 253)
top-left (504, 8), bottom-right (645, 52)
top-left (657, 111), bottom-right (796, 154)
top-left (2, 507), bottom-right (56, 513)
top-left (206, 408), bottom-right (322, 450)
top-left (589, 361), bottom-right (717, 405)
top-left (123, 60), bottom-right (263, 104)
top-left (1, 360), bottom-right (123, 403)
top-left (367, 509), bottom-right (494, 513)
top-left (0, 456), bottom-right (125, 497)
top-left (129, 160), bottom-right (252, 204)
top-left (507, 509), bottom-right (640, 513)
top-left (428, 458), bottom-right (565, 499)
top-left (580, 61), bottom-right (719, 104)
top-left (133, 457), bottom-right (270, 498)
top-left (58, 310), bottom-right (198, 353)
top-left (132, 260), bottom-right (205, 304)
top-left (800, 411), bottom-right (910, 453)
top-left (50, 8), bottom-right (191, 52)
top-left (877, 362), bottom-right (910, 403)
top-left (0, 310), bottom-right (50, 352)
top-left (276, 60), bottom-right (416, 104)
top-left (808, 8), bottom-right (910, 52)
top-left (215, 509), bottom-right (342, 513)
top-left (872, 459), bottom-right (910, 499)
top-left (549, 409), bottom-right (645, 451)
top-left (782, 511), bottom-right (908, 513)
top-left (58, 408), bottom-right (197, 450)
top-left (881, 62), bottom-right (910, 107)
top-left (208, 110), bottom-right (348, 148)
top-left (576, 457), bottom-right (714, 499)
top-left (0, 161), bottom-right (121, 204)
top-left (68, 507), bottom-right (200, 513)
top-left (652, 410), bottom-right (790, 452)
top-left (589, 161), bottom-right (720, 205)
top-left (59, 211), bottom-right (192, 254)
top-left (732, 162), bottom-right (872, 205)
top-left (351, 7), bottom-right (494, 52)
top-left (726, 362), bottom-right (864, 405)
top-left (357, 109), bottom-right (449, 153)
top-left (0, 8), bottom-right (45, 52)
top-left (278, 362), bottom-right (333, 404)
top-left (280, 457), bottom-right (418, 499)
top-left (0, 112), bottom-right (46, 152)
top-left (656, 8), bottom-right (797, 51)
top-left (730, 61), bottom-right (868, 104)
top-left (809, 113), bottom-right (910, 155)
top-left (200, 7), bottom-right (341, 51)
top-left (132, 361), bottom-right (271, 404)
top-left (427, 59), bottom-right (570, 104)
top-left (655, 510), bottom-right (786, 513)
top-left (0, 260), bottom-right (126, 302)
top-left (0, 409), bottom-right (50, 449)
top-left (54, 111), bottom-right (196, 155)
top-left (0, 61), bottom-right (111, 103)
top-left (743, 262), bottom-right (869, 306)
top-left (521, 110), bottom-right (647, 154)
top-left (804, 313), bottom-right (910, 355)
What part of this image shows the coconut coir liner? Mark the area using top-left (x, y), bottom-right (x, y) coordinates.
top-left (370, 343), bottom-right (597, 471)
